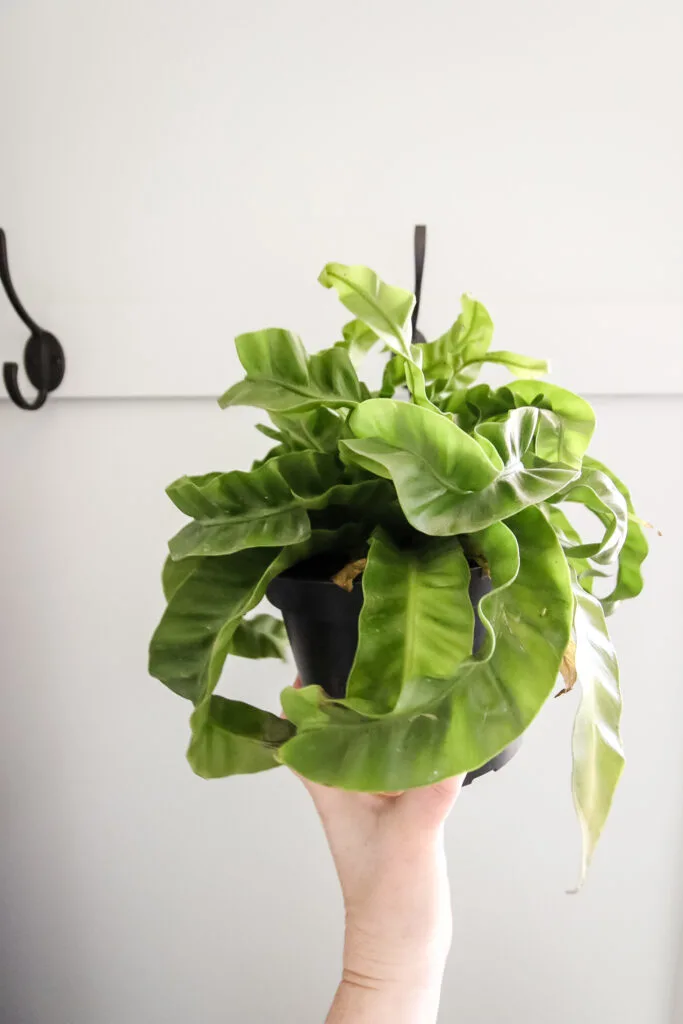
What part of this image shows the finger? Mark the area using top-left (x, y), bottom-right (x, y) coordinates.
top-left (282, 678), bottom-right (340, 808)
top-left (280, 676), bottom-right (302, 719)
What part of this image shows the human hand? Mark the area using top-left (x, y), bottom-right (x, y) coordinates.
top-left (292, 682), bottom-right (463, 1023)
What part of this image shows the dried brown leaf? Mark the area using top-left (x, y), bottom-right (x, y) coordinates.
top-left (555, 638), bottom-right (577, 698)
top-left (331, 558), bottom-right (367, 593)
top-left (472, 554), bottom-right (491, 578)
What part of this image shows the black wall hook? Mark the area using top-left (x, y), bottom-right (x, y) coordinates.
top-left (1, 228), bottom-right (65, 410)
top-left (411, 224), bottom-right (427, 344)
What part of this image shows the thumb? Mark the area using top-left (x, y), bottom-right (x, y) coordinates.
top-left (397, 775), bottom-right (465, 829)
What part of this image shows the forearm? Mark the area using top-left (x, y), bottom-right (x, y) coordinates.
top-left (299, 774), bottom-right (461, 1024)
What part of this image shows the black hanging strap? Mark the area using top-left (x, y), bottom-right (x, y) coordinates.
top-left (411, 224), bottom-right (427, 344)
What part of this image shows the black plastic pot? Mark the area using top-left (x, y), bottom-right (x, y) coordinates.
top-left (267, 555), bottom-right (521, 786)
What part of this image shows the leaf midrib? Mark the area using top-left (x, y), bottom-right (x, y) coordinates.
top-left (299, 539), bottom-right (525, 733)
top-left (347, 437), bottom-right (494, 500)
top-left (386, 444), bottom-right (477, 499)
top-left (326, 269), bottom-right (409, 356)
top-left (400, 559), bottom-right (419, 695)
top-left (195, 501), bottom-right (303, 528)
top-left (244, 375), bottom-right (359, 405)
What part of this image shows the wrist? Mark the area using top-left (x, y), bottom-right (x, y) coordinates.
top-left (330, 972), bottom-right (444, 1024)
top-left (342, 963), bottom-right (446, 994)
top-left (341, 837), bottom-right (453, 989)
top-left (343, 924), bottom-right (451, 991)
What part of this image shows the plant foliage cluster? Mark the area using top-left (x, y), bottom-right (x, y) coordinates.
top-left (150, 262), bottom-right (648, 882)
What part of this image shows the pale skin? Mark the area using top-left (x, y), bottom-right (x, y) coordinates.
top-left (292, 682), bottom-right (463, 1023)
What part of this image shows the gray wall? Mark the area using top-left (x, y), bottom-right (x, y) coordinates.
top-left (1, 396), bottom-right (681, 1024)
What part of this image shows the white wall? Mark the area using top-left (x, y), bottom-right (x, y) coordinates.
top-left (1, 396), bottom-right (682, 1024)
top-left (1, 1), bottom-right (682, 1022)
top-left (0, 0), bottom-right (681, 398)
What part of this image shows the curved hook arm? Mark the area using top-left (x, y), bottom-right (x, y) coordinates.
top-left (0, 228), bottom-right (43, 334)
top-left (2, 361), bottom-right (48, 410)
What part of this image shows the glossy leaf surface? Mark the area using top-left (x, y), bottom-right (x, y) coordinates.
top-left (219, 328), bottom-right (366, 412)
top-left (161, 554), bottom-right (202, 602)
top-left (150, 546), bottom-right (288, 702)
top-left (342, 401), bottom-right (575, 535)
top-left (255, 423), bottom-right (285, 444)
top-left (188, 697), bottom-right (294, 778)
top-left (167, 456), bottom-right (329, 560)
top-left (151, 528), bottom-right (362, 705)
top-left (346, 531), bottom-right (474, 713)
top-left (230, 614), bottom-right (288, 660)
top-left (506, 380), bottom-right (595, 468)
top-left (378, 296), bottom-right (527, 393)
top-left (279, 508), bottom-right (573, 789)
top-left (424, 295), bottom-right (494, 385)
top-left (570, 580), bottom-right (625, 887)
top-left (541, 505), bottom-right (595, 594)
top-left (548, 466), bottom-right (628, 565)
top-left (319, 263), bottom-right (414, 347)
top-left (342, 395), bottom-right (496, 492)
top-left (446, 382), bottom-right (517, 424)
top-left (482, 351), bottom-right (549, 377)
top-left (583, 457), bottom-right (648, 614)
top-left (414, 297), bottom-right (545, 385)
top-left (269, 408), bottom-right (345, 453)
top-left (318, 263), bottom-right (432, 406)
top-left (335, 319), bottom-right (380, 367)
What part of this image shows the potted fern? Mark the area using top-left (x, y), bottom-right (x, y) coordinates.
top-left (149, 261), bottom-right (648, 883)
